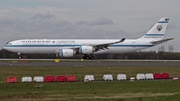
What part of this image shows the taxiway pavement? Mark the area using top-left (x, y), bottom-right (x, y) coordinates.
top-left (0, 60), bottom-right (180, 67)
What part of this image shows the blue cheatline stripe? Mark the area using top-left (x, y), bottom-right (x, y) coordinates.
top-left (5, 44), bottom-right (154, 48)
top-left (158, 21), bottom-right (168, 23)
top-left (5, 45), bottom-right (81, 47)
top-left (145, 34), bottom-right (164, 36)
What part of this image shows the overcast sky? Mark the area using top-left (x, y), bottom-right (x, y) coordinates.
top-left (0, 0), bottom-right (179, 52)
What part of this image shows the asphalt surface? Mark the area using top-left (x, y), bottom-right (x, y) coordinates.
top-left (0, 60), bottom-right (180, 66)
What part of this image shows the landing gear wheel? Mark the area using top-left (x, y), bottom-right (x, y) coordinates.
top-left (82, 54), bottom-right (95, 60)
top-left (91, 56), bottom-right (95, 60)
top-left (83, 54), bottom-right (88, 59)
top-left (86, 56), bottom-right (89, 59)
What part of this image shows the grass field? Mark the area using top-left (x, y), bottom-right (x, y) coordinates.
top-left (0, 65), bottom-right (180, 101)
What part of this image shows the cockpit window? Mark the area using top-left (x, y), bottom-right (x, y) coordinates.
top-left (6, 42), bottom-right (12, 45)
top-left (6, 41), bottom-right (11, 44)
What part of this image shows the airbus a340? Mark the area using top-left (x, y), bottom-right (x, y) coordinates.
top-left (3, 17), bottom-right (174, 59)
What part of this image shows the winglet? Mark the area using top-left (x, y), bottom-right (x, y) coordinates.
top-left (119, 38), bottom-right (126, 42)
top-left (114, 38), bottom-right (125, 44)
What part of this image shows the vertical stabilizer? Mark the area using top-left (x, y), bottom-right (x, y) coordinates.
top-left (140, 17), bottom-right (169, 40)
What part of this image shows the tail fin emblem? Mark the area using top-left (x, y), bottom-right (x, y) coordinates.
top-left (157, 25), bottom-right (162, 31)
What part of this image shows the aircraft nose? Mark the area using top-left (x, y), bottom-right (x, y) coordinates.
top-left (2, 45), bottom-right (9, 50)
top-left (2, 46), bottom-right (7, 50)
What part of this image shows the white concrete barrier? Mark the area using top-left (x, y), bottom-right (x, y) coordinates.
top-left (84, 75), bottom-right (95, 81)
top-left (117, 74), bottom-right (127, 81)
top-left (33, 76), bottom-right (44, 82)
top-left (145, 73), bottom-right (154, 80)
top-left (136, 73), bottom-right (145, 80)
top-left (22, 76), bottom-right (32, 82)
top-left (103, 74), bottom-right (113, 81)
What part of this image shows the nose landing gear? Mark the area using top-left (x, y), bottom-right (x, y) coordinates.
top-left (18, 53), bottom-right (21, 59)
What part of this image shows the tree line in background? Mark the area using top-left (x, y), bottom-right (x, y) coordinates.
top-left (0, 45), bottom-right (179, 60)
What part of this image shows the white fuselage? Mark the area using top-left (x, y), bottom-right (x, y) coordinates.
top-left (4, 38), bottom-right (154, 54)
top-left (3, 17), bottom-right (173, 59)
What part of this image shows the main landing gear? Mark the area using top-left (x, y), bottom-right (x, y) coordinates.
top-left (82, 54), bottom-right (95, 60)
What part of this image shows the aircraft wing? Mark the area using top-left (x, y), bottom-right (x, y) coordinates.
top-left (150, 38), bottom-right (174, 45)
top-left (72, 38), bottom-right (125, 51)
top-left (93, 38), bottom-right (126, 50)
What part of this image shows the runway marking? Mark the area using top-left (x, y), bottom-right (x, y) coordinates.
top-left (73, 65), bottom-right (85, 66)
top-left (0, 62), bottom-right (30, 66)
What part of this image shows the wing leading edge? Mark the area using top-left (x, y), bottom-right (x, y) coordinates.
top-left (69, 38), bottom-right (126, 52)
top-left (93, 38), bottom-right (126, 50)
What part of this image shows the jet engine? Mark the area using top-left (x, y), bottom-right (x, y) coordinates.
top-left (79, 46), bottom-right (95, 54)
top-left (59, 49), bottom-right (76, 57)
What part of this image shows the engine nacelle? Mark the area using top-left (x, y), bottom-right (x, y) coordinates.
top-left (79, 46), bottom-right (95, 54)
top-left (59, 49), bottom-right (76, 57)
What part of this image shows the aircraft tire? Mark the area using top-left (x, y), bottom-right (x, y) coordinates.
top-left (91, 56), bottom-right (95, 60)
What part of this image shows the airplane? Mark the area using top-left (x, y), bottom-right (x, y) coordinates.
top-left (3, 17), bottom-right (174, 59)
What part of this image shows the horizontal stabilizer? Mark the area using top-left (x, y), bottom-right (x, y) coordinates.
top-left (151, 38), bottom-right (174, 45)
